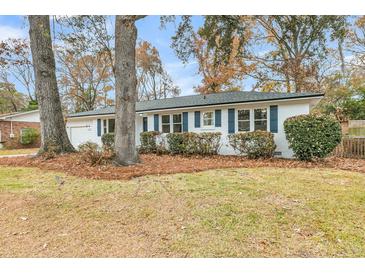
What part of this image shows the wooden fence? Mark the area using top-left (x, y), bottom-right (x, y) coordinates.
top-left (332, 137), bottom-right (365, 159)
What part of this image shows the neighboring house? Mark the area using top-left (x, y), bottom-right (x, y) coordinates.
top-left (66, 91), bottom-right (324, 158)
top-left (0, 110), bottom-right (40, 149)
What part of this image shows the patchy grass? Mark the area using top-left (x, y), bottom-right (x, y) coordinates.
top-left (0, 148), bottom-right (38, 156)
top-left (0, 166), bottom-right (365, 257)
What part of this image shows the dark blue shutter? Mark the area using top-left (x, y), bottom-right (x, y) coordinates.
top-left (143, 117), bottom-right (148, 132)
top-left (97, 119), bottom-right (101, 136)
top-left (183, 112), bottom-right (189, 132)
top-left (215, 109), bottom-right (221, 127)
top-left (194, 111), bottom-right (201, 128)
top-left (270, 105), bottom-right (278, 133)
top-left (154, 114), bottom-right (159, 131)
top-left (228, 108), bottom-right (235, 133)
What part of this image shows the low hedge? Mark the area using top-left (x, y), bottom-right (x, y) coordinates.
top-left (139, 131), bottom-right (160, 153)
top-left (166, 132), bottom-right (221, 155)
top-left (284, 114), bottom-right (342, 161)
top-left (228, 131), bottom-right (276, 159)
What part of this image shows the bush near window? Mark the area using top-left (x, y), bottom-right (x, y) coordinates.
top-left (166, 132), bottom-right (221, 155)
top-left (139, 131), bottom-right (161, 153)
top-left (228, 131), bottom-right (276, 159)
top-left (199, 132), bottom-right (222, 155)
top-left (101, 133), bottom-right (115, 152)
top-left (19, 128), bottom-right (39, 145)
top-left (284, 114), bottom-right (342, 161)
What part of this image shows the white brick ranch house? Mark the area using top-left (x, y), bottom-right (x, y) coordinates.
top-left (66, 91), bottom-right (324, 158)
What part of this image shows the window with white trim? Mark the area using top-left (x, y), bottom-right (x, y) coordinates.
top-left (202, 111), bottom-right (214, 127)
top-left (173, 114), bottom-right (182, 132)
top-left (162, 115), bottom-right (170, 133)
top-left (238, 109), bottom-right (250, 132)
top-left (103, 118), bottom-right (115, 134)
top-left (254, 108), bottom-right (267, 131)
top-left (108, 119), bottom-right (115, 133)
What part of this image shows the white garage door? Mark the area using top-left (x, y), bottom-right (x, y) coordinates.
top-left (69, 126), bottom-right (92, 148)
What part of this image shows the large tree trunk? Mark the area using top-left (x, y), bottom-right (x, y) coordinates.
top-left (114, 16), bottom-right (141, 165)
top-left (29, 16), bottom-right (74, 154)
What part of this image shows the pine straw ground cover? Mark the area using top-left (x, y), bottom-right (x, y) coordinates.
top-left (0, 166), bottom-right (365, 257)
top-left (0, 153), bottom-right (364, 180)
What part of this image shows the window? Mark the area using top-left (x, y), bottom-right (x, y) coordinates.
top-left (108, 119), bottom-right (115, 133)
top-left (103, 118), bottom-right (115, 134)
top-left (143, 117), bottom-right (148, 132)
top-left (103, 119), bottom-right (107, 134)
top-left (173, 114), bottom-right (182, 132)
top-left (202, 111), bottom-right (214, 127)
top-left (254, 108), bottom-right (267, 131)
top-left (162, 115), bottom-right (170, 133)
top-left (238, 109), bottom-right (250, 132)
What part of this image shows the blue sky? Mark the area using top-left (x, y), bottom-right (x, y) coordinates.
top-left (0, 15), bottom-right (205, 96)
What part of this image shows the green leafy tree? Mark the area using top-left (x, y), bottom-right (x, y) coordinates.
top-left (315, 72), bottom-right (365, 121)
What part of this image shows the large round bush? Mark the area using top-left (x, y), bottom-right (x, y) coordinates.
top-left (20, 128), bottom-right (39, 145)
top-left (139, 131), bottom-right (160, 153)
top-left (284, 114), bottom-right (342, 161)
top-left (228, 131), bottom-right (276, 159)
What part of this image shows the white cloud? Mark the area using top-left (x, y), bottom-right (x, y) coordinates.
top-left (0, 25), bottom-right (27, 41)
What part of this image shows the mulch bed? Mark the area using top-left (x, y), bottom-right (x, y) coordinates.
top-left (0, 153), bottom-right (364, 180)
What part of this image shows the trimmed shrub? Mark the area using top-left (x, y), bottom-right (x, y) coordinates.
top-left (197, 132), bottom-right (221, 155)
top-left (166, 132), bottom-right (221, 155)
top-left (284, 114), bottom-right (342, 161)
top-left (139, 131), bottom-right (160, 153)
top-left (19, 128), bottom-right (39, 145)
top-left (101, 133), bottom-right (115, 152)
top-left (166, 132), bottom-right (186, 154)
top-left (228, 131), bottom-right (276, 159)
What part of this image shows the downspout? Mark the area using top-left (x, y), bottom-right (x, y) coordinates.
top-left (10, 118), bottom-right (13, 137)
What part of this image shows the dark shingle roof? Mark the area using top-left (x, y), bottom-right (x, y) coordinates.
top-left (68, 91), bottom-right (323, 118)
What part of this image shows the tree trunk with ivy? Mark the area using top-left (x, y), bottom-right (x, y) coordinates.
top-left (114, 16), bottom-right (145, 165)
top-left (28, 15), bottom-right (74, 154)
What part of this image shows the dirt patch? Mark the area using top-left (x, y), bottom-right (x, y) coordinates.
top-left (0, 153), bottom-right (364, 180)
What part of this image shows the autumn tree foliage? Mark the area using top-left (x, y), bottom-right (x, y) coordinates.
top-left (0, 38), bottom-right (36, 103)
top-left (56, 16), bottom-right (179, 107)
top-left (250, 16), bottom-right (347, 93)
top-left (168, 15), bottom-right (347, 94)
top-left (136, 41), bottom-right (180, 100)
top-left (168, 16), bottom-right (255, 94)
top-left (193, 35), bottom-right (254, 93)
top-left (0, 72), bottom-right (27, 113)
top-left (57, 49), bottom-right (114, 112)
top-left (348, 16), bottom-right (365, 71)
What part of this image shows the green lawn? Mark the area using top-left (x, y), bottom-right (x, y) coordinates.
top-left (0, 148), bottom-right (38, 156)
top-left (0, 166), bottom-right (365, 257)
